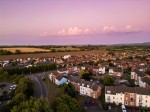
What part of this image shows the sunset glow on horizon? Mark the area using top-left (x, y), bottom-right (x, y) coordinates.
top-left (0, 0), bottom-right (150, 45)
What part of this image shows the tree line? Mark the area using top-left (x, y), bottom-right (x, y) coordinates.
top-left (5, 63), bottom-right (57, 75)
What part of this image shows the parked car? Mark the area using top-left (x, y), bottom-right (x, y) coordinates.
top-left (122, 105), bottom-right (127, 112)
top-left (42, 77), bottom-right (46, 81)
top-left (10, 84), bottom-right (17, 90)
top-left (85, 100), bottom-right (90, 106)
top-left (91, 99), bottom-right (96, 106)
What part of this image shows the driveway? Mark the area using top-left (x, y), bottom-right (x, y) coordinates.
top-left (0, 83), bottom-right (13, 96)
top-left (80, 96), bottom-right (102, 112)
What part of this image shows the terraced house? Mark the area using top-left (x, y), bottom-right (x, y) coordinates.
top-left (105, 86), bottom-right (150, 107)
top-left (68, 76), bottom-right (102, 99)
top-left (131, 69), bottom-right (150, 88)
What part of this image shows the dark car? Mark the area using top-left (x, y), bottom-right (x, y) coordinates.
top-left (42, 77), bottom-right (46, 81)
top-left (91, 99), bottom-right (96, 106)
top-left (85, 100), bottom-right (90, 106)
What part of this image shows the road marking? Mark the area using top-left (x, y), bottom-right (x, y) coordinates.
top-left (34, 77), bottom-right (43, 97)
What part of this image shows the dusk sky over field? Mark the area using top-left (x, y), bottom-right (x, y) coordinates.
top-left (0, 0), bottom-right (150, 45)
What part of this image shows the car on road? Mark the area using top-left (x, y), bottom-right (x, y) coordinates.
top-left (10, 84), bottom-right (17, 90)
top-left (42, 77), bottom-right (46, 81)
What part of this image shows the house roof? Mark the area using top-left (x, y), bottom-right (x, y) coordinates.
top-left (134, 69), bottom-right (146, 77)
top-left (68, 76), bottom-right (83, 83)
top-left (105, 86), bottom-right (150, 95)
top-left (141, 76), bottom-right (150, 86)
top-left (58, 68), bottom-right (68, 72)
top-left (91, 84), bottom-right (100, 91)
top-left (51, 71), bottom-right (59, 75)
top-left (114, 68), bottom-right (123, 72)
top-left (55, 74), bottom-right (63, 81)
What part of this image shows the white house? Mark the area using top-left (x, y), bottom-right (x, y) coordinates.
top-left (131, 69), bottom-right (147, 86)
top-left (68, 76), bottom-right (102, 99)
top-left (49, 71), bottom-right (67, 85)
top-left (64, 55), bottom-right (71, 59)
top-left (57, 68), bottom-right (68, 75)
top-left (99, 66), bottom-right (106, 74)
top-left (109, 68), bottom-right (114, 75)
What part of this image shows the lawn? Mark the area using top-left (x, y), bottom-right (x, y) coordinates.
top-left (0, 47), bottom-right (51, 53)
top-left (44, 78), bottom-right (65, 104)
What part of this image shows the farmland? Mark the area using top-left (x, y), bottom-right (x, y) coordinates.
top-left (0, 50), bottom-right (106, 60)
top-left (0, 47), bottom-right (51, 53)
top-left (50, 47), bottom-right (80, 51)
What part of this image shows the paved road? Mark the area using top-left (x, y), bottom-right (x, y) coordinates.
top-left (26, 72), bottom-right (49, 98)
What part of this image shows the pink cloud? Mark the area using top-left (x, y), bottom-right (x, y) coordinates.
top-left (40, 31), bottom-right (49, 36)
top-left (57, 27), bottom-right (92, 36)
top-left (126, 25), bottom-right (132, 29)
top-left (102, 25), bottom-right (139, 33)
top-left (102, 26), bottom-right (116, 32)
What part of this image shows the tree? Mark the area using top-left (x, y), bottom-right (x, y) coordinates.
top-left (81, 73), bottom-right (91, 81)
top-left (100, 75), bottom-right (114, 86)
top-left (54, 94), bottom-right (82, 112)
top-left (126, 77), bottom-right (135, 87)
top-left (79, 70), bottom-right (86, 75)
top-left (11, 97), bottom-right (52, 112)
top-left (11, 93), bottom-right (27, 105)
top-left (15, 78), bottom-right (34, 98)
top-left (65, 83), bottom-right (77, 98)
top-left (15, 50), bottom-right (21, 54)
top-left (0, 71), bottom-right (9, 81)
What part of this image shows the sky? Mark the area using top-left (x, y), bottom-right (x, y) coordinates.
top-left (0, 0), bottom-right (150, 45)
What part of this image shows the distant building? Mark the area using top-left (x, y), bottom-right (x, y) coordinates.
top-left (63, 55), bottom-right (71, 59)
top-left (109, 68), bottom-right (123, 77)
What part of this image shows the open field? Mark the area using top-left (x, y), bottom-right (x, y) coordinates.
top-left (50, 47), bottom-right (80, 51)
top-left (0, 50), bottom-right (106, 60)
top-left (0, 47), bottom-right (51, 53)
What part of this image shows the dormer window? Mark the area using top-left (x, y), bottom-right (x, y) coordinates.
top-left (107, 90), bottom-right (111, 94)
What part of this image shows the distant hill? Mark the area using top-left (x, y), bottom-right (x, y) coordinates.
top-left (113, 42), bottom-right (150, 46)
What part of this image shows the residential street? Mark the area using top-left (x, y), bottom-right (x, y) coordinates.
top-left (26, 72), bottom-right (49, 98)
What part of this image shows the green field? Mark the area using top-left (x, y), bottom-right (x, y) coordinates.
top-left (50, 47), bottom-right (80, 51)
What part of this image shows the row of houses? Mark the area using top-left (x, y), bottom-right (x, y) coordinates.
top-left (49, 71), bottom-right (101, 99)
top-left (105, 86), bottom-right (150, 107)
top-left (105, 69), bottom-right (150, 108)
top-left (131, 69), bottom-right (150, 88)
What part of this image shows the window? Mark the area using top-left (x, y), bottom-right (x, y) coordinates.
top-left (146, 100), bottom-right (147, 103)
top-left (125, 101), bottom-right (128, 105)
top-left (113, 97), bottom-right (114, 99)
top-left (130, 98), bottom-right (134, 102)
top-left (130, 93), bottom-right (134, 97)
top-left (126, 97), bottom-right (128, 100)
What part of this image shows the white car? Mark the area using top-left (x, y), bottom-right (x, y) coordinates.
top-left (122, 105), bottom-right (127, 112)
top-left (10, 84), bottom-right (17, 90)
